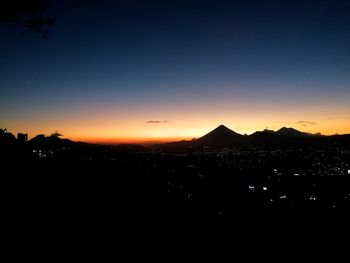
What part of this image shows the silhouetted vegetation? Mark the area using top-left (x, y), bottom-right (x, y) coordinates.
top-left (0, 0), bottom-right (54, 38)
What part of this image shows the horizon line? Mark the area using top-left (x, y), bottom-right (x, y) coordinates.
top-left (4, 125), bottom-right (349, 145)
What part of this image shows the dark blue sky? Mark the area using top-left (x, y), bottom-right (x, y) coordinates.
top-left (1, 0), bottom-right (350, 140)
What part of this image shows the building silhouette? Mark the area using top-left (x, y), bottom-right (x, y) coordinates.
top-left (17, 133), bottom-right (28, 143)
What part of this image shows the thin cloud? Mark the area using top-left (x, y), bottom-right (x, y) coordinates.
top-left (296, 121), bottom-right (317, 126)
top-left (279, 120), bottom-right (317, 127)
top-left (146, 120), bottom-right (168, 124)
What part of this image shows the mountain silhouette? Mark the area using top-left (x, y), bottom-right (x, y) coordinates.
top-left (275, 127), bottom-right (310, 137)
top-left (195, 125), bottom-right (244, 146)
top-left (159, 125), bottom-right (350, 148)
top-left (159, 125), bottom-right (245, 148)
top-left (12, 125), bottom-right (350, 150)
top-left (29, 134), bottom-right (77, 149)
top-left (262, 129), bottom-right (276, 134)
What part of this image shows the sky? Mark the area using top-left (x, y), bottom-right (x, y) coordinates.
top-left (1, 0), bottom-right (350, 143)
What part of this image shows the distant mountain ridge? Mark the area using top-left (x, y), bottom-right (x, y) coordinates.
top-left (2, 125), bottom-right (350, 149)
top-left (275, 127), bottom-right (311, 137)
top-left (159, 125), bottom-right (350, 148)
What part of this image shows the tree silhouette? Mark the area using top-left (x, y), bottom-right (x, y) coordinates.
top-left (50, 131), bottom-right (63, 138)
top-left (0, 0), bottom-right (54, 38)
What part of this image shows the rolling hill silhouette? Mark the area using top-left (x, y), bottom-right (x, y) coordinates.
top-left (28, 134), bottom-right (146, 151)
top-left (275, 127), bottom-right (311, 137)
top-left (29, 134), bottom-right (77, 149)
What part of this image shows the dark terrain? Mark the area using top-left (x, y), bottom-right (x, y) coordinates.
top-left (1, 126), bottom-right (350, 220)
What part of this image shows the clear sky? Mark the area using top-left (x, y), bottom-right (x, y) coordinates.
top-left (1, 0), bottom-right (350, 142)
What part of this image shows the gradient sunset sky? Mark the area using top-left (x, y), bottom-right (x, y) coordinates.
top-left (1, 0), bottom-right (350, 143)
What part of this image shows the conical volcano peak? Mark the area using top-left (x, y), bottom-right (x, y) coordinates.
top-left (193, 124), bottom-right (243, 146)
top-left (208, 125), bottom-right (241, 136)
top-left (215, 124), bottom-right (231, 131)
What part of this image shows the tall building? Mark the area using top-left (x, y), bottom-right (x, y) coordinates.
top-left (17, 133), bottom-right (28, 143)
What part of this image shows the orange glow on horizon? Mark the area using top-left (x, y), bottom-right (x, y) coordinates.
top-left (61, 120), bottom-right (350, 144)
top-left (76, 136), bottom-right (194, 144)
top-left (3, 100), bottom-right (350, 143)
top-left (4, 117), bottom-right (350, 144)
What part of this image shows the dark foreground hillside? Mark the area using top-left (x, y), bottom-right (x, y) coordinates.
top-left (2, 137), bottom-right (350, 224)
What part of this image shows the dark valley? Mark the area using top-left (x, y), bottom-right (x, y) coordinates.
top-left (2, 125), bottom-right (350, 219)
